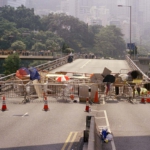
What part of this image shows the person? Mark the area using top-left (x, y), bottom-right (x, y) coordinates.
top-left (68, 52), bottom-right (73, 63)
top-left (105, 82), bottom-right (110, 95)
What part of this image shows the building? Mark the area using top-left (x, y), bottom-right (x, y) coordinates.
top-left (6, 0), bottom-right (27, 8)
top-left (0, 0), bottom-right (7, 7)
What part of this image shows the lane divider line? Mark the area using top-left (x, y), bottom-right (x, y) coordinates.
top-left (95, 117), bottom-right (106, 119)
top-left (91, 109), bottom-right (105, 112)
top-left (104, 110), bottom-right (116, 150)
top-left (67, 132), bottom-right (78, 150)
top-left (80, 60), bottom-right (91, 68)
top-left (61, 132), bottom-right (78, 150)
top-left (61, 132), bottom-right (73, 150)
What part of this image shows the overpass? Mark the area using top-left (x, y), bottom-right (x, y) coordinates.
top-left (0, 55), bottom-right (56, 61)
top-left (0, 54), bottom-right (149, 82)
top-left (0, 55), bottom-right (150, 150)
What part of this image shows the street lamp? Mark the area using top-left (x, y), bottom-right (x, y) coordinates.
top-left (118, 5), bottom-right (132, 54)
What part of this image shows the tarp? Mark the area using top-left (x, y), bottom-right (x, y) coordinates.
top-left (16, 67), bottom-right (30, 80)
top-left (28, 67), bottom-right (40, 81)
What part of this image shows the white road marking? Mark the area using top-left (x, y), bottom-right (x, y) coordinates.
top-left (22, 112), bottom-right (28, 117)
top-left (95, 117), bottom-right (106, 119)
top-left (104, 110), bottom-right (116, 150)
top-left (91, 109), bottom-right (105, 112)
top-left (80, 60), bottom-right (91, 68)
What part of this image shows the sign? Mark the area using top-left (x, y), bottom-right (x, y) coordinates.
top-left (127, 43), bottom-right (135, 50)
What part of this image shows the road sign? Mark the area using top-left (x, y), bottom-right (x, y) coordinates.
top-left (127, 43), bottom-right (135, 50)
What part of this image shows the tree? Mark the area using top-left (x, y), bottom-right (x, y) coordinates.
top-left (3, 53), bottom-right (21, 75)
top-left (11, 40), bottom-right (26, 50)
top-left (94, 25), bottom-right (125, 58)
top-left (31, 42), bottom-right (46, 51)
top-left (64, 48), bottom-right (74, 54)
top-left (0, 18), bottom-right (18, 49)
top-left (0, 5), bottom-right (41, 30)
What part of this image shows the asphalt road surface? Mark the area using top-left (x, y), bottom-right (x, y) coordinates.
top-left (1, 59), bottom-right (150, 150)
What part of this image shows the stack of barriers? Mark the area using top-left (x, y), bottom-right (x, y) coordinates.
top-left (104, 74), bottom-right (150, 104)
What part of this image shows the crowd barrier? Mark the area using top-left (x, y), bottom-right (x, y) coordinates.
top-left (0, 53), bottom-right (85, 82)
top-left (0, 80), bottom-right (102, 103)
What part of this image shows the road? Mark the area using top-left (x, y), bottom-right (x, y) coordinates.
top-left (51, 59), bottom-right (131, 74)
top-left (1, 59), bottom-right (150, 150)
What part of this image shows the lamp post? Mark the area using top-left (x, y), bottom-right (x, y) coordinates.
top-left (118, 5), bottom-right (132, 55)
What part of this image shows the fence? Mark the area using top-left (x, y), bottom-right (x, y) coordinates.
top-left (126, 55), bottom-right (149, 80)
top-left (0, 80), bottom-right (90, 103)
top-left (0, 53), bottom-right (85, 82)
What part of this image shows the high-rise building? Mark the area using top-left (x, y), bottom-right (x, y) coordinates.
top-left (0, 0), bottom-right (7, 7)
top-left (6, 0), bottom-right (27, 8)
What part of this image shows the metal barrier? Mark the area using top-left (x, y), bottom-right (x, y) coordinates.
top-left (0, 53), bottom-right (84, 82)
top-left (126, 55), bottom-right (150, 80)
top-left (0, 81), bottom-right (82, 103)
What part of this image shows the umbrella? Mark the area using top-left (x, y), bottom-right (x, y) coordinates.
top-left (119, 74), bottom-right (129, 81)
top-left (129, 70), bottom-right (141, 79)
top-left (103, 74), bottom-right (115, 83)
top-left (28, 67), bottom-right (40, 80)
top-left (16, 67), bottom-right (30, 79)
top-left (56, 75), bottom-right (69, 82)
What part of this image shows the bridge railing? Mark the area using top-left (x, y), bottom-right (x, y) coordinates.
top-left (0, 53), bottom-right (84, 81)
top-left (126, 55), bottom-right (150, 80)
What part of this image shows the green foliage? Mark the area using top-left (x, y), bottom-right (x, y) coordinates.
top-left (64, 48), bottom-right (74, 54)
top-left (62, 43), bottom-right (69, 53)
top-left (94, 25), bottom-right (126, 58)
top-left (3, 53), bottom-right (21, 75)
top-left (11, 40), bottom-right (26, 50)
top-left (0, 6), bottom-right (126, 59)
top-left (31, 42), bottom-right (46, 51)
top-left (0, 5), bottom-right (41, 30)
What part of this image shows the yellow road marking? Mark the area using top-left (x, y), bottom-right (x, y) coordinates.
top-left (67, 132), bottom-right (78, 150)
top-left (61, 132), bottom-right (78, 150)
top-left (61, 132), bottom-right (73, 150)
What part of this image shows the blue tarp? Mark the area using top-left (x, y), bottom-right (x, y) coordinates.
top-left (28, 67), bottom-right (40, 80)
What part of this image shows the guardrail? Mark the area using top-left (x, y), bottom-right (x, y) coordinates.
top-left (126, 55), bottom-right (150, 81)
top-left (0, 53), bottom-right (84, 81)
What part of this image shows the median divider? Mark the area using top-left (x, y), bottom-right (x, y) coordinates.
top-left (83, 116), bottom-right (102, 150)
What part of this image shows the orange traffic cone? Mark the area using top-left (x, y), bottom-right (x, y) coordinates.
top-left (70, 94), bottom-right (74, 100)
top-left (43, 96), bottom-right (49, 111)
top-left (85, 98), bottom-right (90, 112)
top-left (94, 91), bottom-right (99, 103)
top-left (1, 96), bottom-right (7, 111)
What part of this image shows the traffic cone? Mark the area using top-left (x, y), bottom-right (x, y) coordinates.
top-left (85, 98), bottom-right (90, 112)
top-left (94, 91), bottom-right (99, 103)
top-left (1, 96), bottom-right (7, 111)
top-left (70, 94), bottom-right (74, 100)
top-left (43, 96), bottom-right (49, 111)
